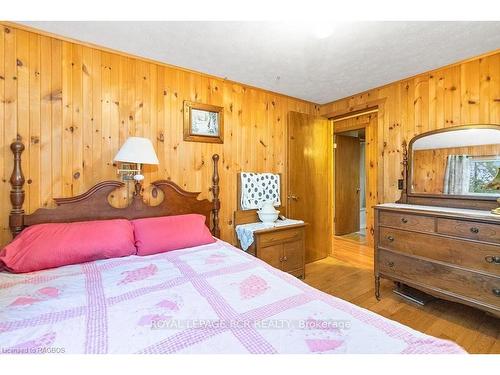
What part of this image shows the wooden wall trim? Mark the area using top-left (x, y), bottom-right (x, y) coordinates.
top-left (332, 108), bottom-right (378, 122)
top-left (325, 99), bottom-right (386, 119)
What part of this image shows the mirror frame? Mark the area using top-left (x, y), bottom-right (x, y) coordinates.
top-left (404, 124), bottom-right (500, 210)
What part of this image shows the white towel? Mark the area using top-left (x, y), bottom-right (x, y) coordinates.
top-left (240, 172), bottom-right (280, 210)
top-left (236, 219), bottom-right (304, 251)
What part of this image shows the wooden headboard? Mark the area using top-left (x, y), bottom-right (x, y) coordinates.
top-left (8, 138), bottom-right (221, 239)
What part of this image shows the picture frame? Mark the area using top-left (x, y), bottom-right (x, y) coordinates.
top-left (183, 101), bottom-right (224, 144)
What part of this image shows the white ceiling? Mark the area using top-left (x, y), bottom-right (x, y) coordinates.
top-left (20, 21), bottom-right (500, 104)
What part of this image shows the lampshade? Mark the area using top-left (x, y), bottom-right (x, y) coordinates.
top-left (113, 137), bottom-right (159, 165)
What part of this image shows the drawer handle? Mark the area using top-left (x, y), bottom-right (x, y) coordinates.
top-left (470, 227), bottom-right (479, 234)
top-left (485, 256), bottom-right (500, 264)
top-left (401, 217), bottom-right (408, 224)
top-left (387, 235), bottom-right (394, 242)
top-left (282, 256), bottom-right (288, 262)
top-left (493, 288), bottom-right (500, 297)
top-left (388, 261), bottom-right (395, 268)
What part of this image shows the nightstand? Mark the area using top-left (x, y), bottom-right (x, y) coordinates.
top-left (252, 224), bottom-right (306, 278)
top-left (234, 208), bottom-right (306, 278)
top-left (237, 222), bottom-right (306, 278)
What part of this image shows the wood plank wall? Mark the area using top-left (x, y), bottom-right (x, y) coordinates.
top-left (0, 23), bottom-right (320, 246)
top-left (321, 51), bottom-right (500, 207)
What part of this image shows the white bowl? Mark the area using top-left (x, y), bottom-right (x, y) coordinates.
top-left (258, 211), bottom-right (279, 224)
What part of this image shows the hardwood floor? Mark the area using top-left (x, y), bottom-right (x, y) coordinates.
top-left (335, 232), bottom-right (367, 245)
top-left (303, 236), bottom-right (500, 354)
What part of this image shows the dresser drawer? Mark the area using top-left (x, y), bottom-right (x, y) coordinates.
top-left (258, 227), bottom-right (303, 247)
top-left (379, 227), bottom-right (500, 275)
top-left (378, 249), bottom-right (500, 308)
top-left (379, 210), bottom-right (435, 233)
top-left (437, 218), bottom-right (500, 244)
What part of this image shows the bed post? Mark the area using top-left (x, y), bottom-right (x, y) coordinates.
top-left (9, 137), bottom-right (26, 238)
top-left (212, 154), bottom-right (220, 238)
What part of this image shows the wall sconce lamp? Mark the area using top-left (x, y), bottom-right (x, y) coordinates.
top-left (113, 137), bottom-right (159, 195)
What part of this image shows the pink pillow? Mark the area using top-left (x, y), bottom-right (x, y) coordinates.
top-left (0, 219), bottom-right (136, 273)
top-left (132, 214), bottom-right (215, 256)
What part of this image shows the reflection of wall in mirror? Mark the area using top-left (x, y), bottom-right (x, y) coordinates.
top-left (412, 144), bottom-right (500, 194)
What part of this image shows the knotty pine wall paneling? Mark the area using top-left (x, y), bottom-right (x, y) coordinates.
top-left (321, 51), bottom-right (500, 206)
top-left (0, 24), bottom-right (319, 246)
top-left (1, 23), bottom-right (498, 250)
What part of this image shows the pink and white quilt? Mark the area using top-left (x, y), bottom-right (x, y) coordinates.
top-left (0, 240), bottom-right (465, 354)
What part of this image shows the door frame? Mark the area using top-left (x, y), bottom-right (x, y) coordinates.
top-left (327, 101), bottom-right (385, 248)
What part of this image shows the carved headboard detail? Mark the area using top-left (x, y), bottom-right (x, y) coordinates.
top-left (8, 138), bottom-right (220, 239)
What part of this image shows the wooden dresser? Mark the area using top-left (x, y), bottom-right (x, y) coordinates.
top-left (374, 203), bottom-right (500, 317)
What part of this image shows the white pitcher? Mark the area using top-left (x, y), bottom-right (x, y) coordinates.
top-left (257, 201), bottom-right (279, 224)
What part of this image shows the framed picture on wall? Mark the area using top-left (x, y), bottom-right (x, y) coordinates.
top-left (183, 101), bottom-right (224, 144)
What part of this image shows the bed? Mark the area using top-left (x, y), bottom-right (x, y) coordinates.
top-left (0, 139), bottom-right (465, 354)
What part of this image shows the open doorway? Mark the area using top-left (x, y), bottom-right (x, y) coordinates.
top-left (329, 109), bottom-right (379, 248)
top-left (334, 128), bottom-right (367, 243)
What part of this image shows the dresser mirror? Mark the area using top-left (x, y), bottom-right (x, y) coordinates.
top-left (402, 124), bottom-right (500, 210)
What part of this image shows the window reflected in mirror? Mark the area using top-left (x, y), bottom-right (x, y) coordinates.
top-left (410, 127), bottom-right (500, 197)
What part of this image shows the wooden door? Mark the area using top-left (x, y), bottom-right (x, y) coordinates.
top-left (334, 134), bottom-right (360, 235)
top-left (287, 112), bottom-right (333, 263)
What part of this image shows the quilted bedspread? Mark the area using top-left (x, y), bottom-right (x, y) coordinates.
top-left (0, 240), bottom-right (465, 354)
